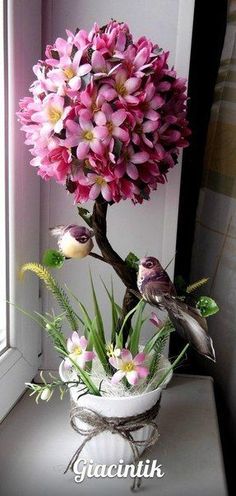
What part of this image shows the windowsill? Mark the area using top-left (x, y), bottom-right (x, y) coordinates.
top-left (0, 375), bottom-right (228, 496)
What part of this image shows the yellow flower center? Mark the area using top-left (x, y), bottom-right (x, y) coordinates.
top-left (83, 130), bottom-right (94, 141)
top-left (95, 176), bottom-right (106, 186)
top-left (91, 103), bottom-right (100, 112)
top-left (121, 361), bottom-right (135, 373)
top-left (73, 345), bottom-right (82, 356)
top-left (64, 67), bottom-right (75, 80)
top-left (48, 106), bottom-right (62, 124)
top-left (115, 82), bottom-right (127, 97)
top-left (107, 121), bottom-right (114, 133)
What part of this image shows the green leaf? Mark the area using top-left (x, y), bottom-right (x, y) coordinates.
top-left (113, 138), bottom-right (123, 159)
top-left (125, 252), bottom-right (139, 272)
top-left (197, 296), bottom-right (219, 317)
top-left (90, 271), bottom-right (105, 345)
top-left (77, 206), bottom-right (92, 227)
top-left (90, 318), bottom-right (109, 373)
top-left (129, 300), bottom-right (146, 355)
top-left (42, 249), bottom-right (65, 268)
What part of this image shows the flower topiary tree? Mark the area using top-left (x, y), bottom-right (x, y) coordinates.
top-left (17, 20), bottom-right (190, 344)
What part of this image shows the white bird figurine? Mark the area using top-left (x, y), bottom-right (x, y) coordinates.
top-left (50, 224), bottom-right (94, 259)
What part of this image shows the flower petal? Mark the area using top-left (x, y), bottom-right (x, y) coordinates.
top-left (113, 127), bottom-right (129, 142)
top-left (78, 63), bottom-right (91, 77)
top-left (143, 120), bottom-right (159, 133)
top-left (112, 109), bottom-right (126, 127)
top-left (83, 351), bottom-right (96, 362)
top-left (90, 139), bottom-right (104, 155)
top-left (109, 356), bottom-right (118, 369)
top-left (101, 183), bottom-right (112, 202)
top-left (94, 111), bottom-right (107, 126)
top-left (93, 126), bottom-right (108, 140)
top-left (89, 183), bottom-right (101, 200)
top-left (64, 358), bottom-right (72, 369)
top-left (111, 370), bottom-right (125, 384)
top-left (126, 370), bottom-right (139, 385)
top-left (136, 366), bottom-right (149, 378)
top-left (133, 352), bottom-right (146, 365)
top-left (78, 335), bottom-right (88, 349)
top-left (72, 331), bottom-right (81, 346)
top-left (127, 163), bottom-right (138, 180)
top-left (120, 349), bottom-right (133, 362)
top-left (131, 151), bottom-right (149, 164)
top-left (92, 51), bottom-right (106, 72)
top-left (134, 48), bottom-right (148, 69)
top-left (67, 337), bottom-right (74, 353)
top-left (76, 141), bottom-right (90, 159)
top-left (125, 77), bottom-right (141, 94)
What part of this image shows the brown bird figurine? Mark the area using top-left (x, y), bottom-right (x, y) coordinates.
top-left (137, 256), bottom-right (215, 361)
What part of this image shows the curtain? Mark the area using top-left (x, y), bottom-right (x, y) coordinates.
top-left (191, 0), bottom-right (236, 447)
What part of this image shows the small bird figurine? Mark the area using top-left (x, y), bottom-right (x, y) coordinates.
top-left (50, 224), bottom-right (94, 259)
top-left (137, 256), bottom-right (215, 361)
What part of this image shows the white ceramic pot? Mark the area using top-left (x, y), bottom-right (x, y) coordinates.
top-left (59, 357), bottom-right (172, 465)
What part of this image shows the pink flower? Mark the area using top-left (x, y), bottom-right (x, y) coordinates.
top-left (65, 111), bottom-right (108, 159)
top-left (95, 103), bottom-right (129, 144)
top-left (41, 146), bottom-right (72, 183)
top-left (86, 172), bottom-right (114, 202)
top-left (139, 82), bottom-right (164, 121)
top-left (91, 50), bottom-right (121, 79)
top-left (109, 349), bottom-right (149, 386)
top-left (47, 50), bottom-right (91, 91)
top-left (64, 332), bottom-right (95, 369)
top-left (99, 68), bottom-right (141, 104)
top-left (122, 145), bottom-right (149, 180)
top-left (31, 94), bottom-right (71, 134)
top-left (150, 312), bottom-right (163, 329)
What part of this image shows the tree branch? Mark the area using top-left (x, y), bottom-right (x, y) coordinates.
top-left (91, 196), bottom-right (139, 344)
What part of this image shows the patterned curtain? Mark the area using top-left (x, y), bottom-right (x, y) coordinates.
top-left (191, 0), bottom-right (236, 442)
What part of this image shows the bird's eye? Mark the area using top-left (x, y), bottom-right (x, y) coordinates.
top-left (146, 261), bottom-right (153, 268)
top-left (78, 235), bottom-right (88, 243)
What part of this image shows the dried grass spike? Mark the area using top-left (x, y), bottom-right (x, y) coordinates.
top-left (186, 277), bottom-right (209, 294)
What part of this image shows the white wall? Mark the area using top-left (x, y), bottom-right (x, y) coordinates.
top-left (40, 0), bottom-right (195, 369)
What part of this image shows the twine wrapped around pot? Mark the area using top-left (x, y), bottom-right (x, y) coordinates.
top-left (65, 396), bottom-right (161, 490)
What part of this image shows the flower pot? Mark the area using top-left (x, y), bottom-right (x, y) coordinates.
top-left (59, 356), bottom-right (172, 465)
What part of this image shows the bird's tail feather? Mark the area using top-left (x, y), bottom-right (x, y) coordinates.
top-left (166, 298), bottom-right (215, 362)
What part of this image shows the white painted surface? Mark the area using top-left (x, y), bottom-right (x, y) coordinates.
top-left (0, 0), bottom-right (7, 352)
top-left (0, 0), bottom-right (42, 420)
top-left (0, 375), bottom-right (228, 495)
top-left (41, 0), bottom-right (195, 370)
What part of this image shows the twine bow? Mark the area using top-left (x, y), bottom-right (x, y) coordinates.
top-left (65, 396), bottom-right (161, 490)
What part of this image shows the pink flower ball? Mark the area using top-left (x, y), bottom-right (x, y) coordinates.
top-left (17, 20), bottom-right (191, 204)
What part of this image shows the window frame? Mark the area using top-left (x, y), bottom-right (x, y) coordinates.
top-left (0, 0), bottom-right (42, 421)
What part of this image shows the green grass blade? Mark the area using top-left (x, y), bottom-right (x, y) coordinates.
top-left (90, 318), bottom-right (109, 373)
top-left (129, 300), bottom-right (146, 355)
top-left (118, 300), bottom-right (143, 342)
top-left (144, 321), bottom-right (173, 354)
top-left (155, 344), bottom-right (189, 388)
top-left (90, 271), bottom-right (105, 344)
top-left (100, 278), bottom-right (119, 343)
